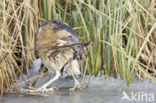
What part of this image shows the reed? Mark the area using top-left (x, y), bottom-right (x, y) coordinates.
top-left (0, 0), bottom-right (156, 96)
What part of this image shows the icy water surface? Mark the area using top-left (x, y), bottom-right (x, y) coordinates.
top-left (2, 59), bottom-right (156, 103)
top-left (3, 76), bottom-right (156, 103)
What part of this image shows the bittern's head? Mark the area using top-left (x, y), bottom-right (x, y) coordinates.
top-left (41, 19), bottom-right (63, 31)
top-left (37, 19), bottom-right (79, 43)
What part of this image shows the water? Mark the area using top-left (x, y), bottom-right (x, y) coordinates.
top-left (2, 59), bottom-right (156, 103)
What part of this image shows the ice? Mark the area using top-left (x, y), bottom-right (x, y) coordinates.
top-left (3, 59), bottom-right (156, 103)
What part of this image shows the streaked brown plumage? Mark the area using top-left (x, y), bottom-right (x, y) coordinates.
top-left (33, 20), bottom-right (86, 92)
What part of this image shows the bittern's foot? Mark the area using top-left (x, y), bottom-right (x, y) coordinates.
top-left (69, 85), bottom-right (81, 91)
top-left (69, 82), bottom-right (87, 91)
top-left (26, 86), bottom-right (54, 93)
top-left (69, 84), bottom-right (82, 91)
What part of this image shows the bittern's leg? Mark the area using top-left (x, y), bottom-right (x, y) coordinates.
top-left (68, 69), bottom-right (81, 91)
top-left (38, 71), bottom-right (60, 89)
top-left (26, 71), bottom-right (60, 92)
top-left (59, 57), bottom-right (80, 91)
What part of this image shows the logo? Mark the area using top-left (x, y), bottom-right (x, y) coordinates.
top-left (121, 91), bottom-right (155, 102)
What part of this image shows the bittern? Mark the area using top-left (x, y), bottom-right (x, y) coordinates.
top-left (31, 19), bottom-right (88, 92)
